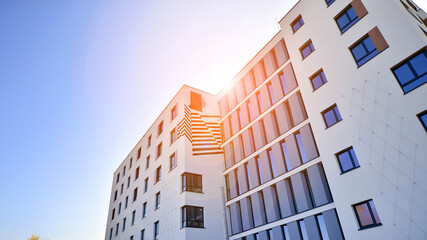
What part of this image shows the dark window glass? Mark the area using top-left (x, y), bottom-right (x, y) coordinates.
top-left (235, 169), bottom-right (241, 195)
top-left (170, 128), bottom-right (176, 144)
top-left (135, 167), bottom-right (140, 180)
top-left (182, 172), bottom-right (203, 193)
top-left (336, 147), bottom-right (360, 173)
top-left (310, 70), bottom-right (327, 90)
top-left (418, 110), bottom-right (427, 132)
top-left (144, 178), bottom-right (148, 192)
top-left (109, 228), bottom-right (113, 240)
top-left (350, 36), bottom-right (378, 66)
top-left (155, 166), bottom-right (162, 183)
top-left (353, 200), bottom-right (382, 229)
top-left (118, 203), bottom-right (121, 214)
top-left (256, 92), bottom-right (264, 113)
top-left (322, 104), bottom-right (342, 128)
top-left (133, 188), bottom-right (138, 202)
top-left (292, 16), bottom-right (304, 33)
top-left (132, 210), bottom-right (136, 225)
top-left (114, 190), bottom-right (118, 201)
top-left (182, 206), bottom-right (204, 228)
top-left (301, 41), bottom-right (315, 59)
top-left (316, 214), bottom-right (330, 240)
top-left (127, 176), bottom-right (130, 188)
top-left (116, 173), bottom-right (120, 184)
top-left (326, 0), bottom-right (335, 6)
top-left (141, 229), bottom-right (145, 240)
top-left (122, 218), bottom-right (126, 231)
top-left (171, 105), bottom-right (177, 121)
top-left (170, 153), bottom-right (177, 170)
top-left (138, 147), bottom-right (141, 159)
top-left (125, 196), bottom-right (128, 208)
top-left (154, 221), bottom-right (159, 240)
top-left (156, 143), bottom-right (162, 159)
top-left (147, 135), bottom-right (151, 148)
top-left (295, 133), bottom-right (308, 163)
top-left (279, 72), bottom-right (290, 95)
top-left (121, 183), bottom-right (124, 194)
top-left (116, 223), bottom-right (119, 236)
top-left (247, 100), bottom-right (254, 121)
top-left (112, 208), bottom-right (115, 220)
top-left (336, 6), bottom-right (359, 33)
top-left (392, 50), bottom-right (427, 93)
top-left (146, 156), bottom-right (150, 169)
top-left (155, 192), bottom-right (160, 209)
top-left (158, 121), bottom-right (163, 136)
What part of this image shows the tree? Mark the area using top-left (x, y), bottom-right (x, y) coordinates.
top-left (28, 234), bottom-right (40, 240)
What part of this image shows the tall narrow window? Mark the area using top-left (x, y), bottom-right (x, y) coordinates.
top-left (182, 172), bottom-right (203, 193)
top-left (336, 6), bottom-right (359, 33)
top-left (170, 128), bottom-right (177, 144)
top-left (155, 192), bottom-right (161, 209)
top-left (121, 183), bottom-right (124, 195)
top-left (146, 155), bottom-right (150, 169)
top-left (123, 166), bottom-right (126, 176)
top-left (282, 225), bottom-right (291, 239)
top-left (154, 221), bottom-right (159, 240)
top-left (156, 142), bottom-right (162, 159)
top-left (116, 173), bottom-right (120, 184)
top-left (392, 49), bottom-right (427, 93)
top-left (350, 35), bottom-right (379, 67)
top-left (336, 147), bottom-right (360, 173)
top-left (127, 176), bottom-right (130, 188)
top-left (135, 167), bottom-right (140, 180)
top-left (155, 166), bottom-right (162, 183)
top-left (142, 202), bottom-right (147, 218)
top-left (256, 92), bottom-right (263, 113)
top-left (109, 228), bottom-right (113, 240)
top-left (137, 147), bottom-right (142, 159)
top-left (132, 210), bottom-right (136, 225)
top-left (115, 223), bottom-right (119, 236)
top-left (310, 69), bottom-right (327, 91)
top-left (298, 220), bottom-right (309, 240)
top-left (300, 40), bottom-right (315, 59)
top-left (353, 200), bottom-right (382, 229)
top-left (225, 174), bottom-right (231, 200)
top-left (111, 208), bottom-right (115, 220)
top-left (118, 202), bottom-right (122, 214)
top-left (322, 104), bottom-right (342, 128)
top-left (291, 15), bottom-right (304, 33)
top-left (295, 132), bottom-right (308, 163)
top-left (244, 162), bottom-right (252, 190)
top-left (182, 206), bottom-right (204, 228)
top-left (133, 187), bottom-right (138, 202)
top-left (125, 196), bottom-right (128, 208)
top-left (279, 72), bottom-right (290, 95)
top-left (141, 229), bottom-right (145, 240)
top-left (267, 82), bottom-right (275, 104)
top-left (170, 152), bottom-right (177, 170)
top-left (267, 149), bottom-right (278, 178)
top-left (147, 135), bottom-right (151, 148)
top-left (281, 141), bottom-right (292, 171)
top-left (316, 214), bottom-right (330, 240)
top-left (247, 100), bottom-right (254, 121)
top-left (129, 158), bottom-right (133, 168)
top-left (122, 218), bottom-right (126, 232)
top-left (256, 156), bottom-right (264, 184)
top-left (158, 121), bottom-right (163, 136)
top-left (144, 178), bottom-right (148, 192)
top-left (235, 168), bottom-right (241, 195)
top-left (171, 105), bottom-right (177, 121)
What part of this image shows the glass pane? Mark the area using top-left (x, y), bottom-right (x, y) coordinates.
top-left (363, 37), bottom-right (376, 52)
top-left (356, 203), bottom-right (374, 226)
top-left (316, 215), bottom-right (330, 240)
top-left (256, 157), bottom-right (264, 183)
top-left (369, 200), bottom-right (381, 224)
top-left (351, 43), bottom-right (367, 62)
top-left (347, 7), bottom-right (358, 21)
top-left (420, 113), bottom-right (427, 127)
top-left (410, 51), bottom-right (427, 76)
top-left (268, 84), bottom-right (275, 104)
top-left (394, 64), bottom-right (416, 85)
top-left (246, 164), bottom-right (252, 189)
top-left (268, 149), bottom-right (277, 178)
top-left (349, 148), bottom-right (360, 167)
top-left (338, 151), bottom-right (355, 172)
top-left (280, 73), bottom-right (290, 95)
top-left (257, 93), bottom-right (264, 112)
top-left (299, 220), bottom-right (309, 240)
top-left (283, 225), bottom-right (291, 240)
top-left (296, 133), bottom-right (308, 163)
top-left (333, 106), bottom-right (342, 121)
top-left (337, 14), bottom-right (350, 30)
top-left (312, 74), bottom-right (324, 90)
top-left (323, 109), bottom-right (338, 127)
top-left (403, 74), bottom-right (427, 93)
top-left (302, 45), bottom-right (312, 58)
top-left (281, 142), bottom-right (293, 171)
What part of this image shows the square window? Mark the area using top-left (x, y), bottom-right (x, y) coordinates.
top-left (155, 166), bottom-right (162, 183)
top-left (158, 121), bottom-right (163, 136)
top-left (170, 152), bottom-right (177, 170)
top-left (326, 0), bottom-right (335, 6)
top-left (353, 199), bottom-right (382, 229)
top-left (335, 6), bottom-right (359, 33)
top-left (171, 105), bottom-right (177, 121)
top-left (182, 206), bottom-right (204, 228)
top-left (182, 172), bottom-right (203, 193)
top-left (170, 128), bottom-right (177, 144)
top-left (156, 143), bottom-right (162, 159)
top-left (155, 192), bottom-right (161, 209)
top-left (147, 135), bottom-right (151, 148)
top-left (300, 40), bottom-right (315, 59)
top-left (417, 110), bottom-right (427, 132)
top-left (310, 69), bottom-right (328, 91)
top-left (391, 49), bottom-right (427, 93)
top-left (291, 15), bottom-right (304, 33)
top-left (336, 147), bottom-right (360, 173)
top-left (350, 35), bottom-right (378, 67)
top-left (322, 104), bottom-right (342, 128)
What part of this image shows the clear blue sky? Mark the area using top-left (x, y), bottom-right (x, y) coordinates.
top-left (0, 0), bottom-right (426, 239)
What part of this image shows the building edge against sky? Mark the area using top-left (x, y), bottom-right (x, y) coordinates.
top-left (105, 0), bottom-right (427, 239)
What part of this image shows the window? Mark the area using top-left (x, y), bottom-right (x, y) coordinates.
top-left (155, 166), bottom-right (162, 183)
top-left (325, 0), bottom-right (335, 6)
top-left (109, 228), bottom-right (113, 240)
top-left (295, 132), bottom-right (308, 163)
top-left (350, 35), bottom-right (378, 67)
top-left (267, 149), bottom-right (278, 178)
top-left (114, 190), bottom-right (118, 201)
top-left (155, 192), bottom-right (161, 209)
top-left (122, 218), bottom-right (126, 232)
top-left (244, 162), bottom-right (252, 190)
top-left (130, 236), bottom-right (134, 240)
top-left (182, 206), bottom-right (204, 228)
top-left (237, 108), bottom-right (243, 129)
top-left (171, 105), bottom-right (177, 121)
top-left (392, 49), bottom-right (427, 93)
top-left (147, 135), bottom-right (151, 148)
top-left (154, 221), bottom-right (159, 240)
top-left (353, 199), bottom-right (382, 229)
top-left (336, 6), bottom-right (359, 33)
top-left (309, 69), bottom-right (327, 91)
top-left (300, 40), bottom-right (315, 59)
top-left (282, 225), bottom-right (291, 239)
top-left (247, 100), bottom-right (254, 121)
top-left (225, 174), bottom-right (230, 200)
top-left (137, 147), bottom-right (141, 159)
top-left (118, 202), bottom-right (122, 214)
top-left (116, 173), bottom-right (120, 184)
top-left (125, 196), bottom-right (129, 208)
top-left (135, 167), bottom-right (140, 180)
top-left (267, 82), bottom-right (275, 104)
top-left (281, 141), bottom-right (292, 171)
top-left (142, 202), bottom-right (147, 218)
top-left (291, 15), bottom-right (304, 33)
top-left (133, 187), bottom-right (138, 202)
top-left (322, 104), bottom-right (342, 128)
top-left (279, 72), bottom-right (290, 95)
top-left (256, 92), bottom-right (263, 113)
top-left (336, 147), bottom-right (360, 173)
top-left (144, 178), bottom-right (149, 192)
top-left (418, 110), bottom-right (427, 132)
top-left (170, 152), bottom-right (177, 170)
top-left (146, 155), bottom-right (150, 169)
top-left (111, 208), bottom-right (115, 220)
top-left (141, 229), bottom-right (145, 240)
top-left (255, 156), bottom-right (264, 184)
top-left (316, 214), bottom-right (330, 240)
top-left (158, 121), bottom-right (163, 136)
top-left (127, 176), bottom-right (131, 188)
top-left (170, 128), bottom-right (177, 144)
top-left (123, 166), bottom-right (126, 176)
top-left (298, 220), bottom-right (309, 240)
top-left (129, 158), bottom-right (133, 168)
top-left (235, 169), bottom-right (241, 195)
top-left (115, 223), bottom-right (119, 236)
top-left (156, 142), bottom-right (162, 159)
top-left (132, 210), bottom-right (136, 225)
top-left (182, 172), bottom-right (203, 193)
top-left (121, 183), bottom-right (124, 195)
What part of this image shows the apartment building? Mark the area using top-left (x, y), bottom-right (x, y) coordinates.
top-left (217, 0), bottom-right (427, 239)
top-left (105, 0), bottom-right (427, 239)
top-left (104, 86), bottom-right (226, 240)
